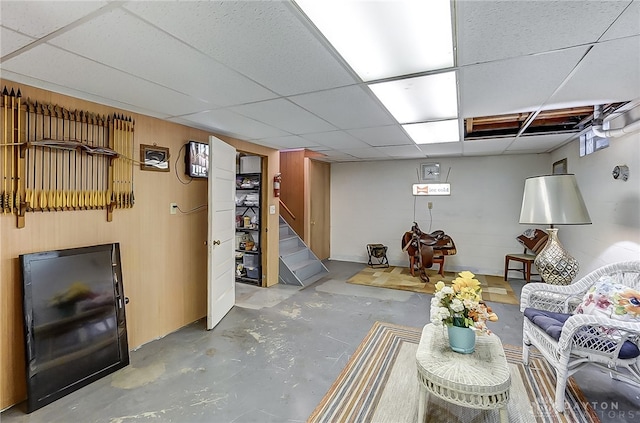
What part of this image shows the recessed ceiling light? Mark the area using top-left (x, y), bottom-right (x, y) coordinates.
top-left (403, 120), bottom-right (460, 144)
top-left (295, 0), bottom-right (454, 81)
top-left (369, 72), bottom-right (458, 124)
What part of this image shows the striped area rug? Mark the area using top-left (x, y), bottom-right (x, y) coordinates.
top-left (307, 322), bottom-right (600, 423)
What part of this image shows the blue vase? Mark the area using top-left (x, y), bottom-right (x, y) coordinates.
top-left (447, 325), bottom-right (476, 354)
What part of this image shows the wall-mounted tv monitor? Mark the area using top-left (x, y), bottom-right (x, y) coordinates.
top-left (20, 243), bottom-right (129, 413)
top-left (185, 140), bottom-right (209, 178)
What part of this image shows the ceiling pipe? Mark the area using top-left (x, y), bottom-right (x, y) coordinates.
top-left (593, 105), bottom-right (640, 138)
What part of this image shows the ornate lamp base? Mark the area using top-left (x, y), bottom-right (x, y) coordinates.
top-left (534, 228), bottom-right (579, 285)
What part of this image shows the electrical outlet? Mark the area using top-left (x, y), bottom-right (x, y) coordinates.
top-left (428, 202), bottom-right (433, 210)
top-left (170, 203), bottom-right (177, 215)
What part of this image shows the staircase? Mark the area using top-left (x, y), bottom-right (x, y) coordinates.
top-left (278, 216), bottom-right (329, 287)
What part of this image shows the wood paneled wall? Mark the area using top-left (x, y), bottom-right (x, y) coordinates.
top-left (279, 150), bottom-right (306, 237)
top-left (307, 159), bottom-right (330, 260)
top-left (0, 80), bottom-right (280, 410)
top-left (279, 150), bottom-right (329, 258)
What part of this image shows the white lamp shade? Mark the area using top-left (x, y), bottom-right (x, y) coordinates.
top-left (519, 174), bottom-right (591, 225)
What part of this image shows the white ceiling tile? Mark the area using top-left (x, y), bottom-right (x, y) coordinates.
top-left (417, 142), bottom-right (463, 157)
top-left (549, 37), bottom-right (640, 106)
top-left (1, 27), bottom-right (34, 57)
top-left (178, 109), bottom-right (288, 140)
top-left (507, 133), bottom-right (575, 152)
top-left (290, 86), bottom-right (396, 130)
top-left (319, 150), bottom-right (358, 160)
top-left (376, 145), bottom-right (426, 158)
top-left (0, 68), bottom-right (172, 119)
top-left (47, 8), bottom-right (276, 108)
top-left (2, 44), bottom-right (210, 116)
top-left (462, 138), bottom-right (512, 156)
top-left (602, 0), bottom-right (640, 41)
top-left (255, 135), bottom-right (321, 150)
top-left (2, 1), bottom-right (636, 162)
top-left (347, 125), bottom-right (413, 147)
top-left (300, 131), bottom-right (370, 149)
top-left (123, 1), bottom-right (357, 96)
top-left (0, 1), bottom-right (108, 38)
top-left (337, 147), bottom-right (391, 160)
top-left (230, 99), bottom-right (335, 134)
top-left (456, 0), bottom-right (631, 65)
top-left (459, 46), bottom-right (590, 117)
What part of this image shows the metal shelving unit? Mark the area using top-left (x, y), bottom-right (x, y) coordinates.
top-left (235, 172), bottom-right (261, 286)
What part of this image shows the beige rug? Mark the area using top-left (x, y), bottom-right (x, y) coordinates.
top-left (347, 266), bottom-right (519, 305)
top-left (308, 322), bottom-right (600, 423)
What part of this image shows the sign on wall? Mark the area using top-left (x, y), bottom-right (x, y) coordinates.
top-left (412, 183), bottom-right (451, 196)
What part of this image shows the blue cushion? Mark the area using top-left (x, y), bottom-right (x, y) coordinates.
top-left (524, 308), bottom-right (640, 360)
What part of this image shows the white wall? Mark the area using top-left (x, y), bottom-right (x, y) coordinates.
top-left (330, 154), bottom-right (549, 276)
top-left (550, 104), bottom-right (640, 277)
top-left (331, 104), bottom-right (640, 278)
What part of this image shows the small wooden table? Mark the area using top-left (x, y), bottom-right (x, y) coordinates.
top-left (415, 324), bottom-right (511, 422)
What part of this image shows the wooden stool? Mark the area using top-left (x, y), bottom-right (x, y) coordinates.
top-left (504, 229), bottom-right (548, 282)
top-left (504, 253), bottom-right (537, 282)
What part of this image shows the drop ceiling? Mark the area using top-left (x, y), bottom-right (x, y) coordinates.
top-left (1, 1), bottom-right (638, 162)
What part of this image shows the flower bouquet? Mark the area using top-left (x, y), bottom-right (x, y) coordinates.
top-left (430, 271), bottom-right (498, 333)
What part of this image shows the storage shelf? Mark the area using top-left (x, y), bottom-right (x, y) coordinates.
top-left (235, 161), bottom-right (261, 286)
top-left (236, 276), bottom-right (260, 286)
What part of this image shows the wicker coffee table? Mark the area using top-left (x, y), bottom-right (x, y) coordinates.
top-left (415, 324), bottom-right (511, 423)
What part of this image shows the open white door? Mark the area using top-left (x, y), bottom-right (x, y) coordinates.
top-left (207, 135), bottom-right (236, 330)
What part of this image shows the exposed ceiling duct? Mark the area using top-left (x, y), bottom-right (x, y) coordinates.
top-left (464, 105), bottom-right (606, 140)
top-left (593, 104), bottom-right (640, 138)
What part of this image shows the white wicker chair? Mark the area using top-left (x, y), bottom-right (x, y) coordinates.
top-left (520, 261), bottom-right (640, 412)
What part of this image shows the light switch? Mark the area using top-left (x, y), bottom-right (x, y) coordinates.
top-left (269, 205), bottom-right (276, 215)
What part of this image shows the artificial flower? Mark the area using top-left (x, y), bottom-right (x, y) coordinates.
top-left (429, 271), bottom-right (499, 333)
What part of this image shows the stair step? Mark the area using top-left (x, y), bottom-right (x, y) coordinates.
top-left (280, 244), bottom-right (307, 257)
top-left (288, 258), bottom-right (317, 272)
top-left (279, 234), bottom-right (298, 243)
top-left (279, 225), bottom-right (294, 237)
top-left (300, 269), bottom-right (329, 286)
top-left (281, 248), bottom-right (311, 265)
top-left (291, 260), bottom-right (324, 281)
top-left (278, 215), bottom-right (329, 287)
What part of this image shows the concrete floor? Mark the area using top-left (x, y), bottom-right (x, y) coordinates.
top-left (2, 260), bottom-right (639, 422)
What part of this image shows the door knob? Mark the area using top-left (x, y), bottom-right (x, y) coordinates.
top-left (213, 240), bottom-right (221, 245)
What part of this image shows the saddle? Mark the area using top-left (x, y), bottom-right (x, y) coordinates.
top-left (401, 222), bottom-right (456, 282)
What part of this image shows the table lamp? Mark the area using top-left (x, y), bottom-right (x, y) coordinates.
top-left (519, 174), bottom-right (591, 285)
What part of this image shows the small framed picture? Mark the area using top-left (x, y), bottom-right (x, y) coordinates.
top-left (140, 144), bottom-right (170, 172)
top-left (420, 163), bottom-right (440, 181)
top-left (552, 158), bottom-right (567, 175)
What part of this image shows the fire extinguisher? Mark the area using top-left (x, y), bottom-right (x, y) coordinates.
top-left (273, 173), bottom-right (282, 197)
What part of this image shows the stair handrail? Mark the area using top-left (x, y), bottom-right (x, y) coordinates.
top-left (279, 199), bottom-right (296, 220)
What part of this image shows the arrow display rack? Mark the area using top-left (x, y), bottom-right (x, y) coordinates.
top-left (0, 85), bottom-right (135, 228)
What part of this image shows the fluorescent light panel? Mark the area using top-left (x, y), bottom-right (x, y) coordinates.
top-left (295, 0), bottom-right (454, 81)
top-left (403, 120), bottom-right (460, 144)
top-left (369, 72), bottom-right (458, 124)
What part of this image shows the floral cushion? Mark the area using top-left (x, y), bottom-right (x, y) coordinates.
top-left (575, 276), bottom-right (640, 321)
